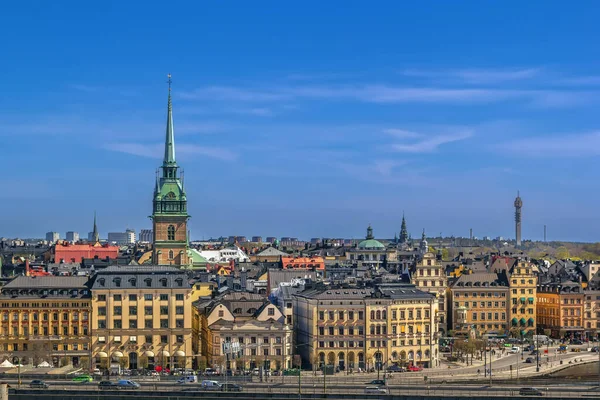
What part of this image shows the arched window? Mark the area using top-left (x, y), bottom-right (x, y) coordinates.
top-left (168, 250), bottom-right (174, 260)
top-left (382, 310), bottom-right (387, 319)
top-left (167, 225), bottom-right (175, 241)
top-left (376, 310), bottom-right (381, 320)
top-left (370, 310), bottom-right (375, 320)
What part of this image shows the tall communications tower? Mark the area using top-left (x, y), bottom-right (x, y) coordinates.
top-left (514, 192), bottom-right (523, 247)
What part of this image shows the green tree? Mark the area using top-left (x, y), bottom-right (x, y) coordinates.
top-left (556, 246), bottom-right (570, 259)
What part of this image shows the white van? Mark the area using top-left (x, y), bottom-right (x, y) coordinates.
top-left (533, 335), bottom-right (550, 344)
top-left (509, 346), bottom-right (520, 354)
top-left (201, 380), bottom-right (221, 391)
top-left (177, 376), bottom-right (198, 384)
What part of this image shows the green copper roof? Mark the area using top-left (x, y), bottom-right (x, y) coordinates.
top-left (358, 239), bottom-right (386, 249)
top-left (164, 83), bottom-right (176, 166)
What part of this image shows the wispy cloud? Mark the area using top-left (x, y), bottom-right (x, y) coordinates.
top-left (498, 131), bottom-right (600, 157)
top-left (400, 67), bottom-right (541, 84)
top-left (104, 143), bottom-right (237, 161)
top-left (180, 84), bottom-right (589, 108)
top-left (384, 128), bottom-right (473, 153)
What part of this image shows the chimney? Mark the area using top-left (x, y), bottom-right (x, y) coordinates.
top-left (25, 260), bottom-right (30, 277)
top-left (240, 270), bottom-right (247, 291)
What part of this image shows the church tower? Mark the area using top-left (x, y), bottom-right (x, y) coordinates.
top-left (151, 75), bottom-right (190, 266)
top-left (399, 213), bottom-right (408, 244)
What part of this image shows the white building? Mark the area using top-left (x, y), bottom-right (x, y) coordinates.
top-left (139, 229), bottom-right (152, 242)
top-left (65, 231), bottom-right (79, 242)
top-left (107, 229), bottom-right (136, 245)
top-left (198, 245), bottom-right (250, 263)
top-left (45, 232), bottom-right (60, 243)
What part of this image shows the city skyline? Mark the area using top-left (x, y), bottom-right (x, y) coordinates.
top-left (2, 2), bottom-right (600, 242)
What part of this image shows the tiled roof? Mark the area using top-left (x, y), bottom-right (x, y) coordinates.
top-left (3, 276), bottom-right (88, 289)
top-left (256, 247), bottom-right (288, 257)
top-left (453, 272), bottom-right (508, 287)
top-left (91, 265), bottom-right (190, 289)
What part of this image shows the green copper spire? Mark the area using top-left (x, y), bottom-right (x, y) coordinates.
top-left (164, 73), bottom-right (176, 167)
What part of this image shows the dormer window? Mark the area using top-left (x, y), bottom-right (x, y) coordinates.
top-left (114, 278), bottom-right (121, 287)
top-left (98, 278), bottom-right (105, 287)
top-left (145, 278), bottom-right (152, 287)
top-left (175, 278), bottom-right (183, 287)
top-left (129, 278), bottom-right (137, 287)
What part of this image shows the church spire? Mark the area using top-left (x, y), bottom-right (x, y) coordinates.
top-left (399, 212), bottom-right (408, 244)
top-left (92, 211), bottom-right (99, 243)
top-left (164, 74), bottom-right (176, 167)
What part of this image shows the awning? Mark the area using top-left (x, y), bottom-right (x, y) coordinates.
top-left (174, 351), bottom-right (185, 357)
top-left (520, 318), bottom-right (526, 325)
top-left (512, 318), bottom-right (518, 324)
top-left (528, 298), bottom-right (534, 302)
top-left (520, 297), bottom-right (526, 302)
top-left (97, 352), bottom-right (108, 358)
top-left (160, 351), bottom-right (170, 357)
top-left (112, 351), bottom-right (123, 358)
top-left (144, 351), bottom-right (155, 357)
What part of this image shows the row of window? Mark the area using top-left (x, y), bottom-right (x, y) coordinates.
top-left (418, 268), bottom-right (441, 276)
top-left (97, 294), bottom-right (184, 302)
top-left (2, 325), bottom-right (87, 336)
top-left (96, 318), bottom-right (185, 329)
top-left (511, 308), bottom-right (535, 314)
top-left (455, 301), bottom-right (507, 308)
top-left (471, 312), bottom-right (507, 321)
top-left (1, 302), bottom-right (88, 308)
top-left (97, 305), bottom-right (184, 316)
top-left (222, 336), bottom-right (284, 345)
top-left (454, 292), bottom-right (506, 298)
top-left (3, 342), bottom-right (89, 352)
top-left (97, 334), bottom-right (185, 344)
top-left (318, 310), bottom-right (364, 321)
top-left (511, 279), bottom-right (535, 285)
top-left (96, 277), bottom-right (185, 288)
top-left (2, 312), bottom-right (88, 321)
top-left (512, 289), bottom-right (535, 294)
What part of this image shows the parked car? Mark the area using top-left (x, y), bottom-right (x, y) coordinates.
top-left (29, 380), bottom-right (49, 389)
top-left (204, 368), bottom-right (218, 376)
top-left (387, 365), bottom-right (405, 372)
top-left (72, 374), bottom-right (93, 383)
top-left (592, 346), bottom-right (599, 352)
top-left (98, 381), bottom-right (118, 390)
top-left (221, 383), bottom-right (243, 392)
top-left (571, 339), bottom-right (583, 345)
top-left (530, 350), bottom-right (539, 355)
top-left (408, 365), bottom-right (422, 372)
top-left (525, 357), bottom-right (534, 364)
top-left (367, 379), bottom-right (385, 385)
top-left (510, 347), bottom-right (521, 354)
top-left (116, 380), bottom-right (140, 389)
top-left (519, 387), bottom-right (543, 396)
top-left (364, 386), bottom-right (387, 394)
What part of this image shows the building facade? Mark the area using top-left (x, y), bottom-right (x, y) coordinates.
top-left (107, 230), bottom-right (136, 245)
top-left (194, 292), bottom-right (292, 371)
top-left (293, 283), bottom-right (439, 371)
top-left (90, 266), bottom-right (194, 371)
top-left (151, 79), bottom-right (190, 266)
top-left (412, 251), bottom-right (448, 334)
top-left (451, 272), bottom-right (509, 336)
top-left (139, 229), bottom-right (153, 243)
top-left (45, 232), bottom-right (60, 243)
top-left (66, 231), bottom-right (80, 242)
top-left (509, 261), bottom-right (537, 337)
top-left (0, 276), bottom-right (91, 368)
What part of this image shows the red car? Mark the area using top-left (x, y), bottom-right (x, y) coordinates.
top-left (408, 366), bottom-right (422, 372)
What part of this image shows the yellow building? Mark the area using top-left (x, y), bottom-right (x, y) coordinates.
top-left (412, 252), bottom-right (448, 334)
top-left (294, 283), bottom-right (439, 371)
top-left (91, 266), bottom-right (194, 371)
top-left (508, 260), bottom-right (537, 337)
top-left (0, 276), bottom-right (91, 368)
top-left (450, 272), bottom-right (510, 336)
top-left (194, 292), bottom-right (291, 371)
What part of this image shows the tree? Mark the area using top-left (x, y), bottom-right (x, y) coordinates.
top-left (556, 246), bottom-right (570, 259)
top-left (99, 357), bottom-right (109, 371)
top-left (118, 356), bottom-right (129, 370)
top-left (197, 355), bottom-right (207, 372)
top-left (138, 355), bottom-right (148, 370)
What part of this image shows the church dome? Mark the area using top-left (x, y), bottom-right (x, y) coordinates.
top-left (357, 225), bottom-right (385, 249)
top-left (358, 239), bottom-right (385, 249)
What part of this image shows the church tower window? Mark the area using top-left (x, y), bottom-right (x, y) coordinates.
top-left (168, 250), bottom-right (174, 260)
top-left (168, 225), bottom-right (175, 241)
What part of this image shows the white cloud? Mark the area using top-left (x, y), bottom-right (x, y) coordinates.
top-left (104, 143), bottom-right (237, 161)
top-left (180, 84), bottom-right (588, 107)
top-left (388, 129), bottom-right (473, 153)
top-left (498, 131), bottom-right (600, 157)
top-left (400, 68), bottom-right (541, 84)
top-left (382, 129), bottom-right (423, 139)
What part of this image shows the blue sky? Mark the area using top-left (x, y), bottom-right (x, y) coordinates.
top-left (2, 1), bottom-right (600, 242)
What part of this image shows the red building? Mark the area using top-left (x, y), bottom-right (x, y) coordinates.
top-left (53, 242), bottom-right (119, 263)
